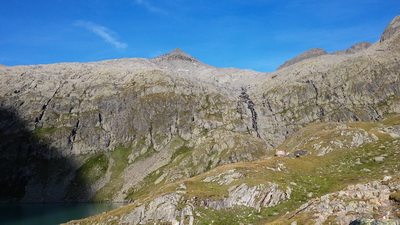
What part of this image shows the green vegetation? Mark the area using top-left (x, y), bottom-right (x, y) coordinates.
top-left (196, 207), bottom-right (260, 225)
top-left (124, 169), bottom-right (165, 200)
top-left (131, 146), bottom-right (157, 164)
top-left (169, 135), bottom-right (186, 149)
top-left (77, 153), bottom-right (109, 185)
top-left (95, 145), bottom-right (133, 201)
top-left (110, 145), bottom-right (132, 178)
top-left (205, 113), bottom-right (223, 122)
top-left (66, 153), bottom-right (109, 200)
top-left (171, 145), bottom-right (192, 162)
top-left (35, 126), bottom-right (57, 139)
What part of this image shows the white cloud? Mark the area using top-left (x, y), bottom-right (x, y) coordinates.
top-left (133, 0), bottom-right (166, 14)
top-left (75, 21), bottom-right (128, 49)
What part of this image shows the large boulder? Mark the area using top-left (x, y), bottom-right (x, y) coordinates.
top-left (350, 218), bottom-right (400, 225)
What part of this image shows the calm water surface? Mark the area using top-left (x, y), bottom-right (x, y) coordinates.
top-left (0, 202), bottom-right (125, 225)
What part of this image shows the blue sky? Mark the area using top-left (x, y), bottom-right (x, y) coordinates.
top-left (0, 0), bottom-right (399, 72)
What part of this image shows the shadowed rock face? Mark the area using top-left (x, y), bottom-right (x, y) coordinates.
top-left (0, 106), bottom-right (89, 202)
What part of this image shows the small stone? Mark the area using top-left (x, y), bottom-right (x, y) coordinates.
top-left (374, 156), bottom-right (385, 162)
top-left (383, 175), bottom-right (392, 181)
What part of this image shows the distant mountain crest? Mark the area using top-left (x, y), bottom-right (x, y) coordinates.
top-left (171, 48), bottom-right (184, 54)
top-left (345, 42), bottom-right (372, 54)
top-left (380, 15), bottom-right (400, 42)
top-left (276, 15), bottom-right (400, 71)
top-left (277, 48), bottom-right (328, 70)
top-left (152, 48), bottom-right (199, 63)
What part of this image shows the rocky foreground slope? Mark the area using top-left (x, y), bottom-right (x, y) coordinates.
top-left (1, 15), bottom-right (400, 224)
top-left (67, 115), bottom-right (400, 224)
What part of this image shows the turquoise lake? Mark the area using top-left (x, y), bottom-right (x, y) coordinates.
top-left (0, 203), bottom-right (125, 225)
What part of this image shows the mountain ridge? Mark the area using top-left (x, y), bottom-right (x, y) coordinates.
top-left (0, 15), bottom-right (399, 225)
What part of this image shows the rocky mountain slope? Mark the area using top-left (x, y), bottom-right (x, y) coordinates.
top-left (67, 115), bottom-right (400, 224)
top-left (0, 47), bottom-right (267, 202)
top-left (0, 15), bottom-right (399, 224)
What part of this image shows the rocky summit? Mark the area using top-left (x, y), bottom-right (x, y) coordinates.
top-left (1, 16), bottom-right (400, 225)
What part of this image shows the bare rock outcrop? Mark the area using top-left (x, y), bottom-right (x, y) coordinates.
top-left (112, 181), bottom-right (290, 224)
top-left (291, 176), bottom-right (400, 225)
top-left (277, 48), bottom-right (328, 70)
top-left (346, 42), bottom-right (372, 54)
top-left (120, 193), bottom-right (190, 225)
top-left (380, 15), bottom-right (400, 42)
top-left (225, 183), bottom-right (291, 209)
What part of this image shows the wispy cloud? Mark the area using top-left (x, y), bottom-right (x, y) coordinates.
top-left (133, 0), bottom-right (166, 14)
top-left (75, 21), bottom-right (128, 49)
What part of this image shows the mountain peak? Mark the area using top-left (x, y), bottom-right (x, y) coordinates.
top-left (152, 48), bottom-right (198, 63)
top-left (380, 15), bottom-right (400, 42)
top-left (171, 48), bottom-right (184, 54)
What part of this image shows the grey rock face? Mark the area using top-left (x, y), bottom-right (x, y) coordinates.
top-left (202, 169), bottom-right (244, 185)
top-left (255, 37), bottom-right (400, 147)
top-left (381, 15), bottom-right (400, 42)
top-left (119, 182), bottom-right (290, 224)
top-left (121, 193), bottom-right (190, 225)
top-left (225, 182), bottom-right (291, 209)
top-left (197, 182), bottom-right (291, 210)
top-left (277, 48), bottom-right (328, 70)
